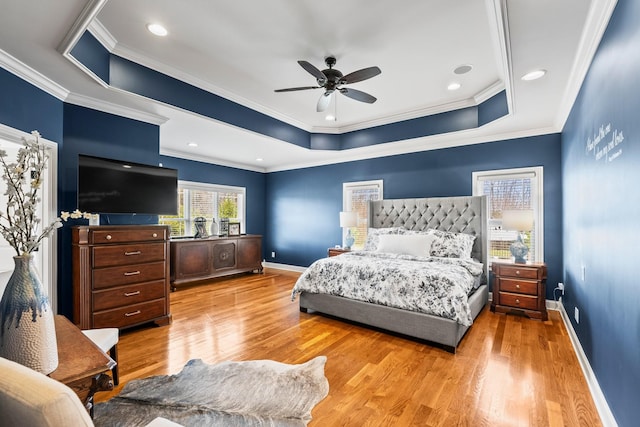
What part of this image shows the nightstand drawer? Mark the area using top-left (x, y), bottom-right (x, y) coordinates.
top-left (499, 292), bottom-right (539, 310)
top-left (497, 265), bottom-right (540, 279)
top-left (499, 278), bottom-right (538, 295)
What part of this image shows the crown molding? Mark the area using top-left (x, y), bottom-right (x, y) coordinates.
top-left (264, 124), bottom-right (561, 173)
top-left (57, 0), bottom-right (109, 56)
top-left (0, 49), bottom-right (69, 101)
top-left (87, 17), bottom-right (117, 51)
top-left (555, 0), bottom-right (618, 130)
top-left (160, 148), bottom-right (267, 173)
top-left (486, 0), bottom-right (515, 114)
top-left (65, 92), bottom-right (169, 125)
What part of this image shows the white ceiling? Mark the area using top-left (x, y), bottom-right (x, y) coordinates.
top-left (0, 0), bottom-right (616, 172)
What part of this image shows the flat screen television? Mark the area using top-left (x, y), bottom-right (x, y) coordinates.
top-left (78, 154), bottom-right (178, 215)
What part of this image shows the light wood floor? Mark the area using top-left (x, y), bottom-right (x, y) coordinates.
top-left (95, 268), bottom-right (602, 426)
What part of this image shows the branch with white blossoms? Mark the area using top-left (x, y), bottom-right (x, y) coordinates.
top-left (0, 131), bottom-right (95, 256)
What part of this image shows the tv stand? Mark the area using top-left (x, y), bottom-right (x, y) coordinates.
top-left (169, 235), bottom-right (263, 290)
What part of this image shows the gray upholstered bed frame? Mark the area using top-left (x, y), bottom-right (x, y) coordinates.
top-left (299, 195), bottom-right (489, 353)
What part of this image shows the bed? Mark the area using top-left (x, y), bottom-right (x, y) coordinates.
top-left (292, 195), bottom-right (488, 353)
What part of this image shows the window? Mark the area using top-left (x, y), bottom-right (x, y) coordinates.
top-left (472, 167), bottom-right (543, 263)
top-left (159, 181), bottom-right (245, 237)
top-left (343, 180), bottom-right (383, 250)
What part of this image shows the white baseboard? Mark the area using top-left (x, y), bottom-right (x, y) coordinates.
top-left (553, 301), bottom-right (618, 427)
top-left (262, 261), bottom-right (307, 273)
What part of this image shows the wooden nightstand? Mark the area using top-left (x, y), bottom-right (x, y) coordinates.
top-left (491, 262), bottom-right (548, 320)
top-left (328, 247), bottom-right (351, 257)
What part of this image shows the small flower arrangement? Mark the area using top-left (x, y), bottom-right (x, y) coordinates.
top-left (0, 131), bottom-right (93, 256)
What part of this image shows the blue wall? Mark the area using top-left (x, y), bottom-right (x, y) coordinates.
top-left (0, 68), bottom-right (63, 142)
top-left (561, 0), bottom-right (639, 425)
top-left (266, 134), bottom-right (563, 300)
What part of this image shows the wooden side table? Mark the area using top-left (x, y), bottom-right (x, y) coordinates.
top-left (328, 247), bottom-right (351, 257)
top-left (491, 262), bottom-right (548, 320)
top-left (49, 315), bottom-right (115, 414)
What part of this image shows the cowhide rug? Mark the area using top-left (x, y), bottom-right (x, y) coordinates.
top-left (93, 356), bottom-right (329, 427)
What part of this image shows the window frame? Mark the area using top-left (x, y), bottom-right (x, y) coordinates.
top-left (161, 180), bottom-right (246, 237)
top-left (342, 179), bottom-right (384, 250)
top-left (472, 167), bottom-right (544, 264)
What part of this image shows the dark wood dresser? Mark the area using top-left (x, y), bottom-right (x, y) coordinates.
top-left (170, 235), bottom-right (263, 289)
top-left (491, 261), bottom-right (547, 320)
top-left (72, 225), bottom-right (172, 330)
top-left (328, 247), bottom-right (350, 257)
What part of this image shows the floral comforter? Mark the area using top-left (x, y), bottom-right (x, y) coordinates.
top-left (291, 251), bottom-right (485, 326)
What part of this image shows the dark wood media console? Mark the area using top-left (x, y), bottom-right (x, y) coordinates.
top-left (169, 235), bottom-right (263, 289)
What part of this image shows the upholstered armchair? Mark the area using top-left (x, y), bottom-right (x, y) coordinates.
top-left (0, 357), bottom-right (181, 427)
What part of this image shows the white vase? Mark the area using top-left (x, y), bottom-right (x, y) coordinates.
top-left (0, 254), bottom-right (58, 375)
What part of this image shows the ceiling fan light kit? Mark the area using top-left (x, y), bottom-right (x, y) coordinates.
top-left (275, 56), bottom-right (381, 112)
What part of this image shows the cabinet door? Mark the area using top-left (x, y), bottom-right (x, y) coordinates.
top-left (173, 242), bottom-right (211, 280)
top-left (237, 237), bottom-right (262, 270)
top-left (212, 240), bottom-right (237, 271)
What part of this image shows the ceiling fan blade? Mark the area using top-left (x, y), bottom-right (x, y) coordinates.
top-left (317, 91), bottom-right (333, 112)
top-left (274, 86), bottom-right (321, 92)
top-left (339, 87), bottom-right (377, 104)
top-left (341, 66), bottom-right (381, 84)
top-left (298, 60), bottom-right (327, 85)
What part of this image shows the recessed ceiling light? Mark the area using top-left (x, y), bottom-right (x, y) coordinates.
top-left (325, 114), bottom-right (336, 121)
top-left (454, 64), bottom-right (473, 75)
top-left (147, 23), bottom-right (168, 37)
top-left (256, 158), bottom-right (264, 162)
top-left (447, 82), bottom-right (461, 91)
top-left (187, 142), bottom-right (198, 147)
top-left (521, 69), bottom-right (547, 81)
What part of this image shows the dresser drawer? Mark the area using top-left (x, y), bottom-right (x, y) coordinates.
top-left (93, 243), bottom-right (166, 268)
top-left (92, 299), bottom-right (167, 329)
top-left (92, 280), bottom-right (166, 311)
top-left (496, 265), bottom-right (540, 279)
top-left (89, 228), bottom-right (167, 244)
top-left (93, 261), bottom-right (166, 289)
top-left (499, 292), bottom-right (539, 310)
top-left (499, 278), bottom-right (538, 295)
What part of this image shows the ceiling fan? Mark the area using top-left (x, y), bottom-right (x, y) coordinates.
top-left (275, 57), bottom-right (381, 112)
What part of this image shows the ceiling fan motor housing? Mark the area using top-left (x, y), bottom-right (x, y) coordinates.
top-left (321, 68), bottom-right (344, 90)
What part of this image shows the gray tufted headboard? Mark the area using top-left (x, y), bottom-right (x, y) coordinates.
top-left (369, 195), bottom-right (488, 274)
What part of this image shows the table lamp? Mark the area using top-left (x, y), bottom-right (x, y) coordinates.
top-left (339, 211), bottom-right (357, 249)
top-left (501, 209), bottom-right (534, 263)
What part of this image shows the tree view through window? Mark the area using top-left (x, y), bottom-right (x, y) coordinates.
top-left (159, 182), bottom-right (245, 237)
top-left (343, 180), bottom-right (383, 250)
top-left (473, 167), bottom-right (543, 263)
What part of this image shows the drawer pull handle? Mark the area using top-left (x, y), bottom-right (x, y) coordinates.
top-left (124, 310), bottom-right (141, 317)
top-left (516, 284), bottom-right (520, 289)
top-left (515, 299), bottom-right (520, 304)
top-left (124, 291), bottom-right (141, 297)
top-left (125, 251), bottom-right (142, 256)
top-left (123, 271), bottom-right (141, 276)
top-left (516, 270), bottom-right (520, 275)
top-left (105, 235), bottom-right (112, 240)
top-left (152, 233), bottom-right (158, 238)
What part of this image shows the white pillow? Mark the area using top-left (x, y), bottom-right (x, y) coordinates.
top-left (376, 234), bottom-right (435, 258)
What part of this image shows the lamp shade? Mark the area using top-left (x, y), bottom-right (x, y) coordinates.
top-left (502, 209), bottom-right (534, 231)
top-left (339, 211), bottom-right (357, 227)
